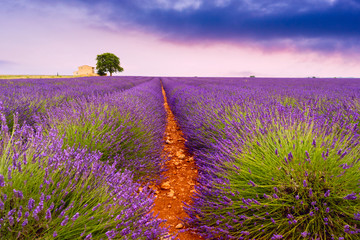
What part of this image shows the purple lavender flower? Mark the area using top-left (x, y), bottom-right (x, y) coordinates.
top-left (8, 168), bottom-right (12, 180)
top-left (92, 203), bottom-right (101, 211)
top-left (32, 207), bottom-right (40, 221)
top-left (61, 216), bottom-right (69, 226)
top-left (53, 231), bottom-right (58, 237)
top-left (303, 180), bottom-right (307, 187)
top-left (72, 212), bottom-right (80, 221)
top-left (49, 202), bottom-right (55, 210)
top-left (354, 212), bottom-right (360, 221)
top-left (0, 199), bottom-right (4, 210)
top-left (0, 174), bottom-right (5, 187)
top-left (38, 200), bottom-right (44, 211)
top-left (301, 231), bottom-right (308, 237)
top-left (324, 190), bottom-right (330, 197)
top-left (106, 230), bottom-right (118, 239)
top-left (340, 151), bottom-right (347, 159)
top-left (322, 151), bottom-right (326, 160)
top-left (288, 152), bottom-right (293, 161)
top-left (8, 209), bottom-right (16, 217)
top-left (8, 216), bottom-right (14, 226)
top-left (17, 207), bottom-right (22, 219)
top-left (312, 138), bottom-right (316, 147)
top-left (344, 193), bottom-right (357, 200)
top-left (45, 209), bottom-right (51, 220)
top-left (22, 219), bottom-right (28, 227)
top-left (248, 180), bottom-right (256, 187)
top-left (28, 198), bottom-right (35, 211)
top-left (271, 234), bottom-right (283, 239)
top-left (40, 193), bottom-right (45, 201)
top-left (84, 233), bottom-right (92, 240)
top-left (309, 188), bottom-right (313, 197)
top-left (13, 189), bottom-right (24, 199)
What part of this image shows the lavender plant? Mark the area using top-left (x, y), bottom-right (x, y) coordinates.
top-left (42, 79), bottom-right (166, 180)
top-left (0, 114), bottom-right (166, 239)
top-left (187, 122), bottom-right (360, 239)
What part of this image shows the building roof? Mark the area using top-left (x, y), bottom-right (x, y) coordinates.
top-left (79, 65), bottom-right (94, 68)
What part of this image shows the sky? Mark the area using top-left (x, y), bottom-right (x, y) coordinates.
top-left (0, 0), bottom-right (360, 77)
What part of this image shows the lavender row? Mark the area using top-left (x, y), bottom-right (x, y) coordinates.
top-left (0, 113), bottom-right (166, 239)
top-left (40, 78), bottom-right (167, 180)
top-left (1, 77), bottom-right (167, 238)
top-left (1, 76), bottom-right (166, 180)
top-left (0, 76), bottom-right (150, 129)
top-left (162, 77), bottom-right (360, 239)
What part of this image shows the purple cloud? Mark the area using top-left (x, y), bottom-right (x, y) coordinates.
top-left (26, 0), bottom-right (360, 53)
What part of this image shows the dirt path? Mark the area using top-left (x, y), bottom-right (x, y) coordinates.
top-left (151, 84), bottom-right (201, 240)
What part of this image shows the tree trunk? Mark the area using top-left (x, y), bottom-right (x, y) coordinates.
top-left (110, 72), bottom-right (112, 76)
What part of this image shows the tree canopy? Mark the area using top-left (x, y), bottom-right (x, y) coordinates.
top-left (96, 53), bottom-right (124, 76)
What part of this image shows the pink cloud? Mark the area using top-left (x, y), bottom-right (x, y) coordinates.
top-left (0, 2), bottom-right (359, 78)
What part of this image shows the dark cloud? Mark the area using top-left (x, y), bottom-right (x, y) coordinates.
top-left (35, 0), bottom-right (360, 52)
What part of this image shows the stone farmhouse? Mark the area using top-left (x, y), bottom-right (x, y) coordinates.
top-left (73, 65), bottom-right (99, 76)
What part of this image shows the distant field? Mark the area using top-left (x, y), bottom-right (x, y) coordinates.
top-left (0, 75), bottom-right (75, 79)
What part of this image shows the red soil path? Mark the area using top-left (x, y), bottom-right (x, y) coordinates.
top-left (151, 86), bottom-right (202, 239)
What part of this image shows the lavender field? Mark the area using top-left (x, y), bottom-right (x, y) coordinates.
top-left (1, 76), bottom-right (360, 239)
top-left (162, 77), bottom-right (360, 240)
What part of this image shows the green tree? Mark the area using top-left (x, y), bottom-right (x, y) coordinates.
top-left (96, 53), bottom-right (124, 76)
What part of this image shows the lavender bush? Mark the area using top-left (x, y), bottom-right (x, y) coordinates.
top-left (162, 77), bottom-right (360, 239)
top-left (42, 79), bottom-right (166, 180)
top-left (0, 113), bottom-right (166, 239)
